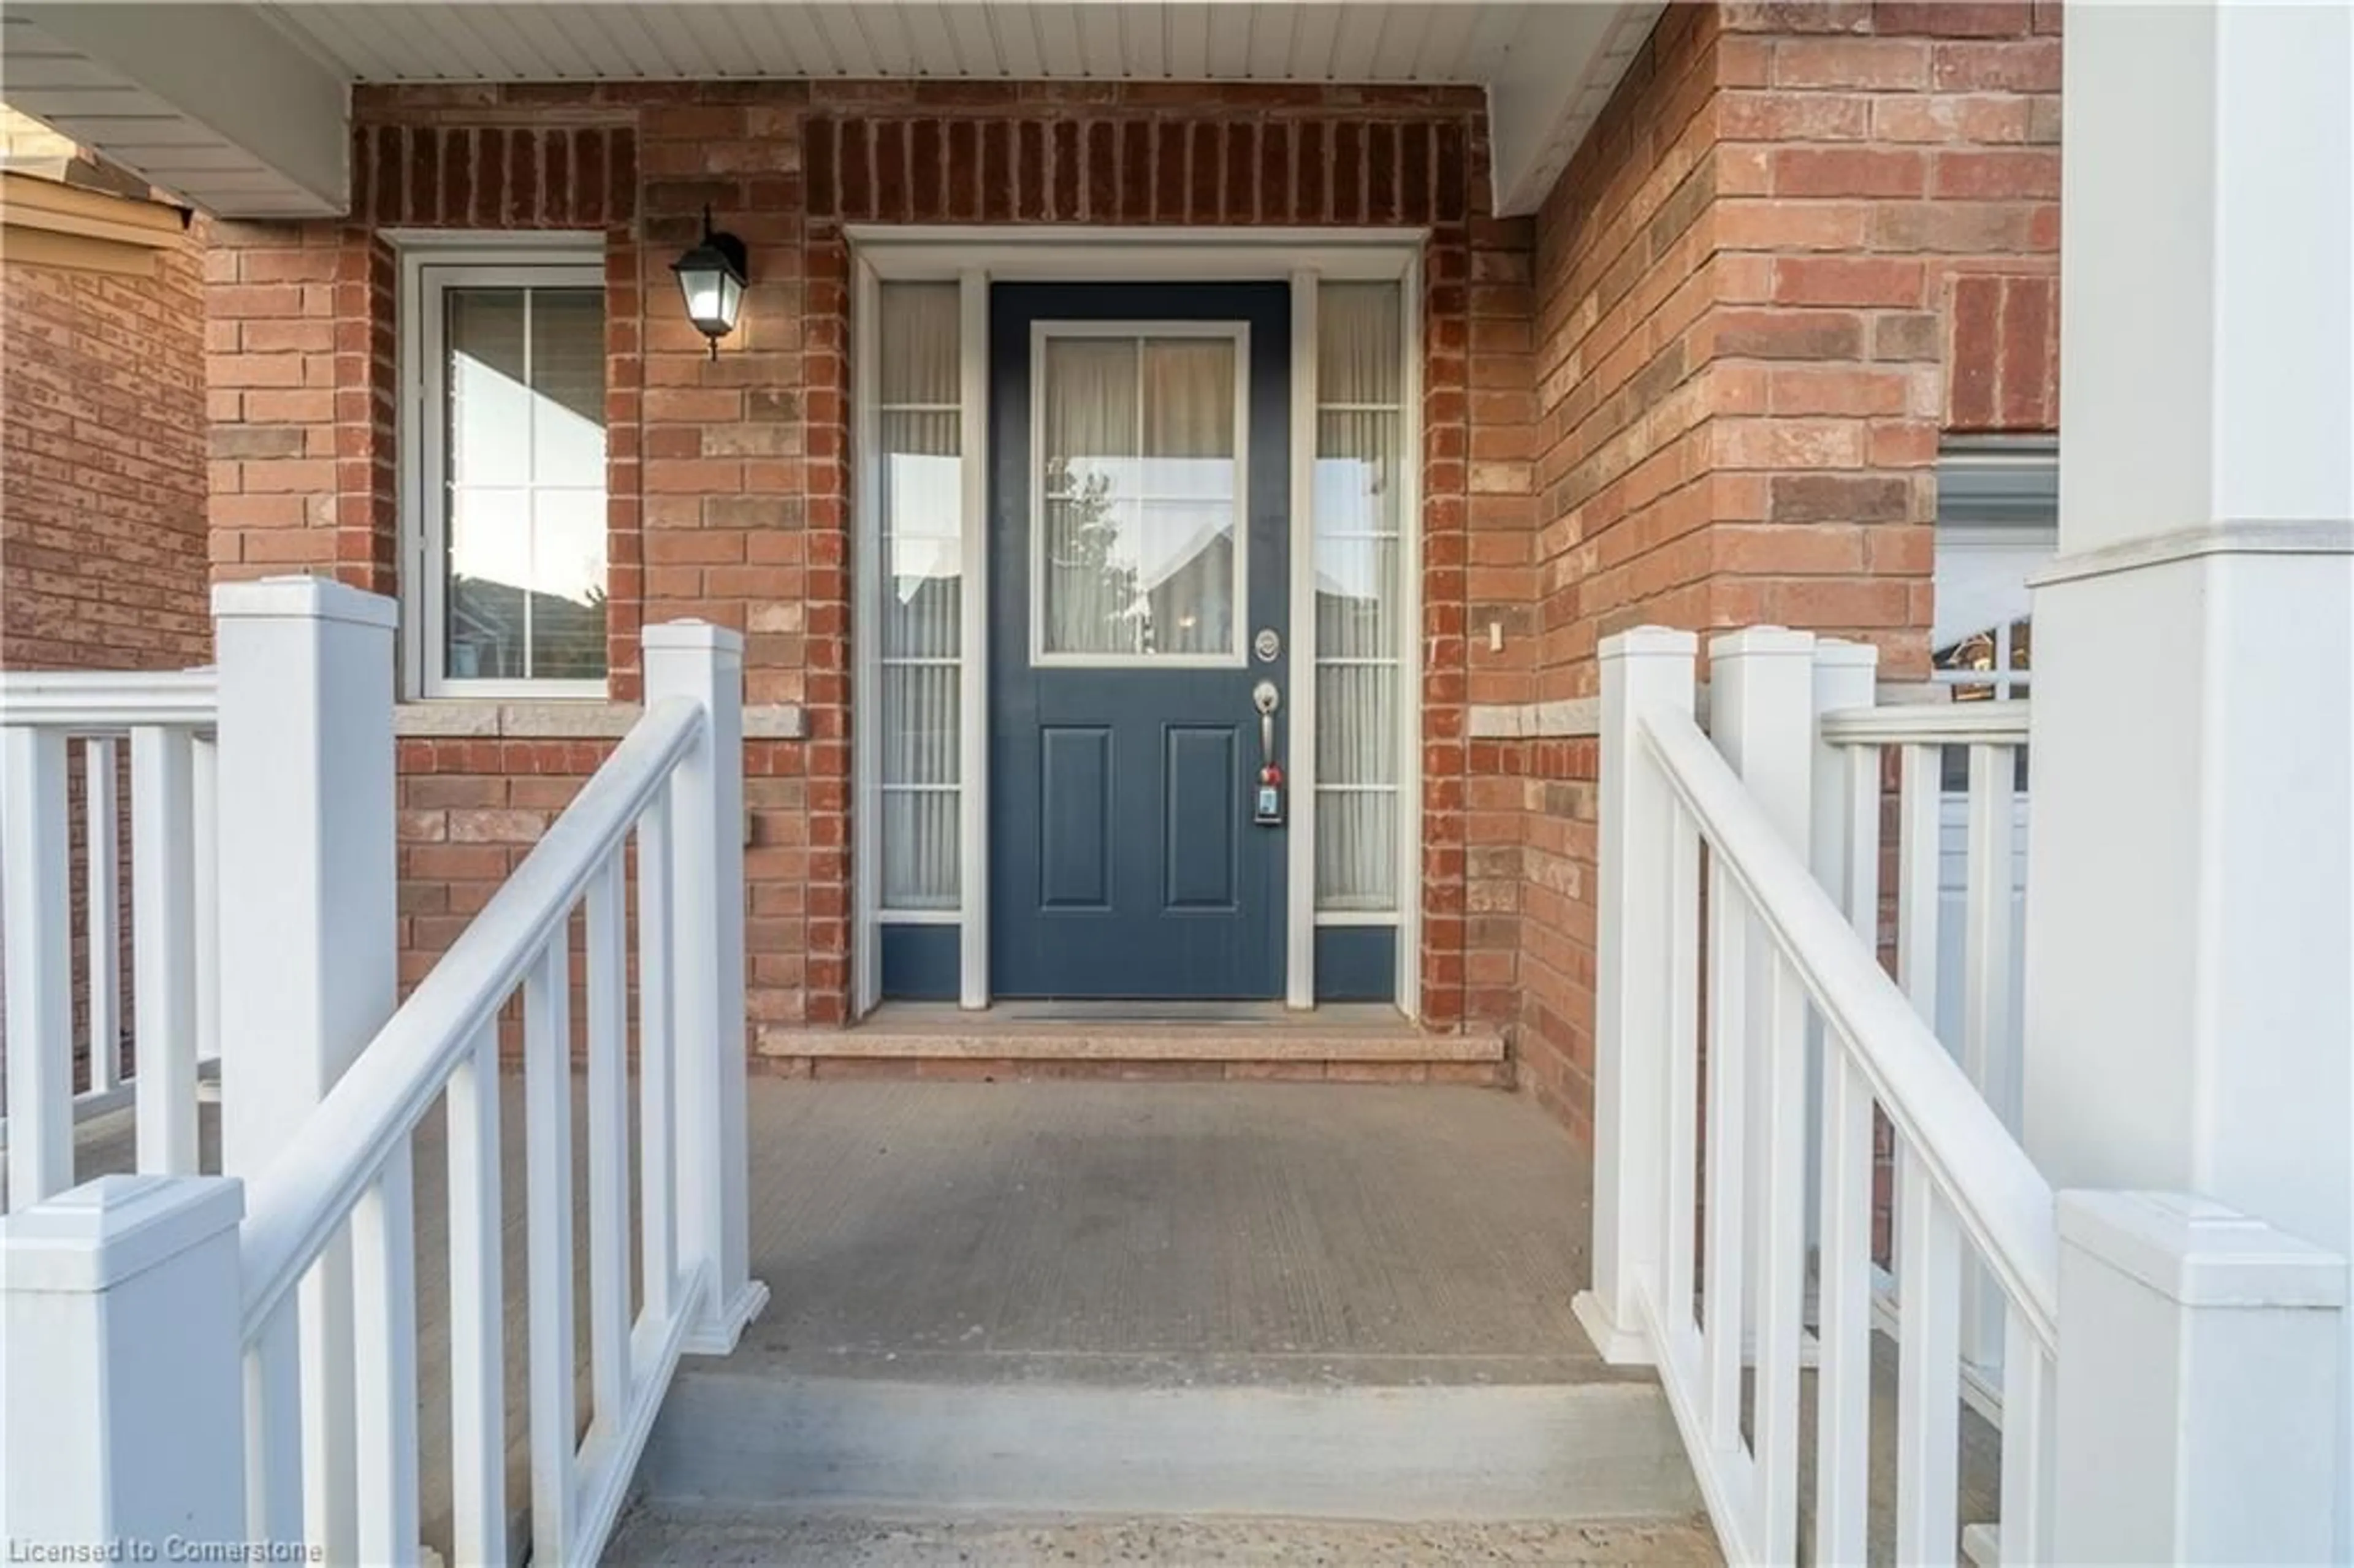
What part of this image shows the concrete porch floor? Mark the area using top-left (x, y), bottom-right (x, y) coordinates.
top-left (730, 1078), bottom-right (1625, 1385)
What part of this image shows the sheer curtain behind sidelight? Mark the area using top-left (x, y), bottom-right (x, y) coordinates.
top-left (1312, 283), bottom-right (1404, 912)
top-left (878, 282), bottom-right (962, 910)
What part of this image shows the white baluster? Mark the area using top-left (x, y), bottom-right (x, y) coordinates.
top-left (1701, 862), bottom-right (1747, 1456)
top-left (1960, 742), bottom-right (2016, 1387)
top-left (1894, 1148), bottom-right (1962, 1565)
top-left (1661, 806), bottom-right (1699, 1344)
top-left (84, 737), bottom-right (120, 1096)
top-left (351, 1141), bottom-right (421, 1564)
top-left (1815, 1049), bottom-right (1875, 1566)
top-left (131, 723), bottom-right (199, 1174)
top-left (1842, 745), bottom-right (1880, 942)
top-left (4, 725), bottom-right (73, 1206)
top-left (192, 730), bottom-right (219, 1070)
top-left (525, 938), bottom-right (578, 1565)
top-left (1577, 625), bottom-right (1697, 1364)
top-left (446, 1020), bottom-right (507, 1568)
top-left (245, 1301), bottom-right (304, 1545)
top-left (1998, 1310), bottom-right (2055, 1566)
top-left (1895, 744), bottom-right (1941, 1029)
top-left (1, 1176), bottom-right (247, 1543)
top-left (645, 622), bottom-right (767, 1353)
top-left (636, 788), bottom-right (677, 1325)
top-left (1891, 742), bottom-right (1941, 1314)
top-left (586, 850), bottom-right (632, 1426)
top-left (1753, 951), bottom-right (1806, 1560)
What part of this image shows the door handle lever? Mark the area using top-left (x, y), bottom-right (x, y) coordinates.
top-left (1252, 680), bottom-right (1280, 769)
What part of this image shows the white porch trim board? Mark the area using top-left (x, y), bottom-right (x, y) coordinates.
top-left (851, 229), bottom-right (1426, 1017)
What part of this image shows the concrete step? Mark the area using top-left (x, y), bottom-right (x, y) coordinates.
top-left (761, 1002), bottom-right (1507, 1083)
top-left (602, 1506), bottom-right (1723, 1566)
top-left (631, 1361), bottom-right (1702, 1526)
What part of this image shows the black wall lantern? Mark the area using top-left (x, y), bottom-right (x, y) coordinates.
top-left (671, 206), bottom-right (747, 358)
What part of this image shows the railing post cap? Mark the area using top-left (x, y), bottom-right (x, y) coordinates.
top-left (1707, 625), bottom-right (1816, 659)
top-left (2059, 1190), bottom-right (2349, 1309)
top-left (643, 620), bottom-right (746, 657)
top-left (1812, 637), bottom-right (1881, 671)
top-left (1599, 625), bottom-right (1699, 660)
top-left (1, 1174), bottom-right (244, 1292)
top-left (211, 574), bottom-right (398, 631)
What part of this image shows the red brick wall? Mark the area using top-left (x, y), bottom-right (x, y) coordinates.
top-left (208, 83), bottom-right (1504, 1043)
top-left (4, 232), bottom-right (210, 669)
top-left (1487, 1), bottom-right (2062, 1137)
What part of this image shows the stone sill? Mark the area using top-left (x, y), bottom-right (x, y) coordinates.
top-left (395, 699), bottom-right (806, 740)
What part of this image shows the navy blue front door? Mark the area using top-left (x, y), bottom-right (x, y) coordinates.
top-left (989, 283), bottom-right (1289, 999)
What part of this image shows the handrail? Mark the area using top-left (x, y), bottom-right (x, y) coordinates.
top-left (237, 696), bottom-right (703, 1340)
top-left (1637, 703), bottom-right (2060, 1349)
top-left (1819, 699), bottom-right (2029, 747)
top-left (0, 668), bottom-right (219, 729)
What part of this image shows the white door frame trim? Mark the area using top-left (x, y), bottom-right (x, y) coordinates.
top-left (850, 227), bottom-right (1426, 1017)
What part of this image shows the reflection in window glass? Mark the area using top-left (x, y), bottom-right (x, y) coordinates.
top-left (1039, 335), bottom-right (1239, 658)
top-left (443, 286), bottom-right (607, 682)
top-left (1933, 440), bottom-right (2055, 789)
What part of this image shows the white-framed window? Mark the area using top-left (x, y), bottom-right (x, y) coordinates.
top-left (400, 246), bottom-right (609, 698)
top-left (1027, 321), bottom-right (1250, 669)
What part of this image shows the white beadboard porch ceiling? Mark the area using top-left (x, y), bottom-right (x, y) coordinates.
top-left (0, 2), bottom-right (1658, 219)
top-left (282, 3), bottom-right (1556, 88)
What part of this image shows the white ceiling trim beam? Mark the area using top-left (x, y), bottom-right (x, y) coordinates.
top-left (1487, 2), bottom-right (1659, 217)
top-left (5, 2), bottom-right (346, 216)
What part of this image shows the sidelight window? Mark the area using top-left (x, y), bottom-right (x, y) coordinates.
top-left (877, 281), bottom-right (966, 911)
top-left (1311, 281), bottom-right (1405, 915)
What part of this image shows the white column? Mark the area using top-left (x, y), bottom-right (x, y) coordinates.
top-left (644, 621), bottom-right (769, 1355)
top-left (2, 1174), bottom-right (248, 1550)
top-left (1574, 626), bottom-right (1696, 1365)
top-left (2032, 4), bottom-right (2354, 1544)
top-left (211, 575), bottom-right (399, 1562)
top-left (2051, 1192), bottom-right (2347, 1564)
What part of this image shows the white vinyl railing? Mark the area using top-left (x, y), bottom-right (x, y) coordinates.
top-left (1819, 697), bottom-right (2030, 1418)
top-left (1, 581), bottom-right (768, 1566)
top-left (239, 694), bottom-right (703, 1565)
top-left (0, 669), bottom-right (219, 1209)
top-left (1577, 626), bottom-right (2347, 1567)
